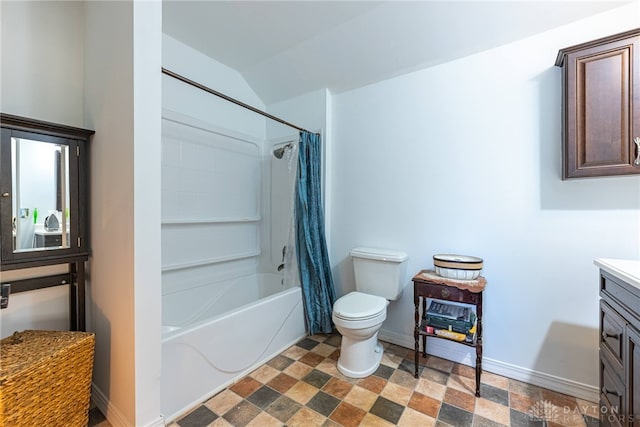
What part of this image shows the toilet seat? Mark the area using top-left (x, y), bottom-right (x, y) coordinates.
top-left (333, 291), bottom-right (387, 321)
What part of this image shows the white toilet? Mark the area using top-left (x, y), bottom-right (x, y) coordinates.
top-left (332, 247), bottom-right (409, 378)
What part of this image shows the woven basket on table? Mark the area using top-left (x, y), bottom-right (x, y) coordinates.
top-left (0, 330), bottom-right (95, 427)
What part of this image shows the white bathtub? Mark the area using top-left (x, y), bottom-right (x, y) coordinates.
top-left (160, 273), bottom-right (306, 421)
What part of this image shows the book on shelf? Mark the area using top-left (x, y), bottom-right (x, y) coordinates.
top-left (426, 300), bottom-right (474, 321)
top-left (423, 322), bottom-right (477, 343)
top-left (425, 299), bottom-right (476, 334)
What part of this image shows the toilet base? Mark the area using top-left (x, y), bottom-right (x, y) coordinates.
top-left (336, 340), bottom-right (383, 378)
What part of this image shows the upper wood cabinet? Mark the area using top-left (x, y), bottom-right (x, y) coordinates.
top-left (0, 113), bottom-right (93, 270)
top-left (556, 28), bottom-right (640, 179)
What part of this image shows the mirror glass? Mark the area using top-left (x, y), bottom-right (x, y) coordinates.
top-left (11, 137), bottom-right (70, 252)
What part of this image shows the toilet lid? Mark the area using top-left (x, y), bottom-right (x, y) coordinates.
top-left (333, 292), bottom-right (387, 320)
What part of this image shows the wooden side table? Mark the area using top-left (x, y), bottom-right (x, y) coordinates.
top-left (413, 269), bottom-right (486, 397)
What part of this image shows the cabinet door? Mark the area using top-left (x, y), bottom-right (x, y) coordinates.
top-left (627, 325), bottom-right (640, 426)
top-left (560, 31), bottom-right (640, 178)
top-left (601, 351), bottom-right (626, 426)
top-left (0, 114), bottom-right (92, 269)
top-left (601, 300), bottom-right (626, 367)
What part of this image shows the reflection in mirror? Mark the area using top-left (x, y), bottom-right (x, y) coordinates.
top-left (11, 137), bottom-right (70, 252)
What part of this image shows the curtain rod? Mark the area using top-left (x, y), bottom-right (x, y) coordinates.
top-left (162, 67), bottom-right (318, 135)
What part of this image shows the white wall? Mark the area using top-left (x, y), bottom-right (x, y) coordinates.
top-left (133, 2), bottom-right (162, 425)
top-left (84, 3), bottom-right (135, 423)
top-left (0, 1), bottom-right (84, 336)
top-left (84, 1), bottom-right (162, 426)
top-left (330, 3), bottom-right (640, 402)
top-left (0, 1), bottom-right (85, 126)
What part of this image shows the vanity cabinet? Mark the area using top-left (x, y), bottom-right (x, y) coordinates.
top-left (597, 260), bottom-right (640, 426)
top-left (0, 113), bottom-right (93, 330)
top-left (556, 28), bottom-right (640, 179)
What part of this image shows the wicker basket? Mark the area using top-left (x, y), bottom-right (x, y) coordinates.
top-left (0, 330), bottom-right (95, 427)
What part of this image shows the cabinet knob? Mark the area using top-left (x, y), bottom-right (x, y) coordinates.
top-left (1, 192), bottom-right (9, 198)
top-left (602, 387), bottom-right (620, 398)
top-left (602, 330), bottom-right (619, 341)
top-left (634, 137), bottom-right (640, 166)
top-left (441, 288), bottom-right (451, 298)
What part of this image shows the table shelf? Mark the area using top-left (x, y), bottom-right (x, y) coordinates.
top-left (413, 269), bottom-right (486, 397)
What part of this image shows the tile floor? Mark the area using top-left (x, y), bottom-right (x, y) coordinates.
top-left (166, 332), bottom-right (600, 427)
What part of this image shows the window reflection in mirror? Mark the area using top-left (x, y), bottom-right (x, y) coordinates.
top-left (11, 137), bottom-right (70, 252)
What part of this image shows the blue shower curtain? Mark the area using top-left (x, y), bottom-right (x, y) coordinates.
top-left (295, 131), bottom-right (336, 335)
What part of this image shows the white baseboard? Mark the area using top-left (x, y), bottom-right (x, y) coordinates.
top-left (482, 358), bottom-right (599, 403)
top-left (378, 328), bottom-right (598, 403)
top-left (92, 384), bottom-right (166, 427)
top-left (91, 384), bottom-right (131, 427)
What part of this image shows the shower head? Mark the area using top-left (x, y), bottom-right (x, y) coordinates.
top-left (273, 144), bottom-right (291, 159)
top-left (273, 147), bottom-right (286, 159)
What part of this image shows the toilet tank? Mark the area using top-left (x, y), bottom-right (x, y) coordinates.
top-left (350, 247), bottom-right (409, 301)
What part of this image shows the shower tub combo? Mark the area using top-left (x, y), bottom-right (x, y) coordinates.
top-left (160, 111), bottom-right (305, 421)
top-left (161, 273), bottom-right (304, 421)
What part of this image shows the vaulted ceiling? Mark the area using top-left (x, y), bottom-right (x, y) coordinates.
top-left (163, 1), bottom-right (631, 104)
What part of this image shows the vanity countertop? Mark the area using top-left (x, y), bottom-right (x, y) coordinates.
top-left (594, 258), bottom-right (640, 291)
